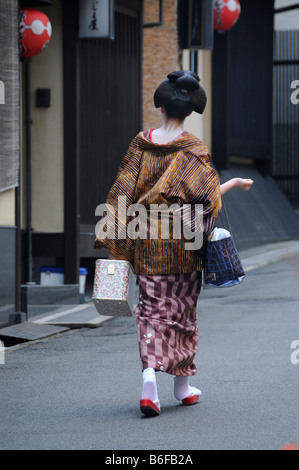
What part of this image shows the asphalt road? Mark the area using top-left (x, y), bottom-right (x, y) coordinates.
top-left (1, 255), bottom-right (299, 451)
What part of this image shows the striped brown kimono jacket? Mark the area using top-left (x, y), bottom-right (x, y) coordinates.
top-left (95, 130), bottom-right (222, 376)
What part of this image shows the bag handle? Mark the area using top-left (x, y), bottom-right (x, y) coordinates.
top-left (219, 199), bottom-right (234, 236)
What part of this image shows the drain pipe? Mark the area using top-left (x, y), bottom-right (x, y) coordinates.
top-left (25, 58), bottom-right (33, 284)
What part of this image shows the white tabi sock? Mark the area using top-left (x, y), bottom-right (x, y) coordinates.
top-left (174, 375), bottom-right (202, 401)
top-left (142, 367), bottom-right (159, 406)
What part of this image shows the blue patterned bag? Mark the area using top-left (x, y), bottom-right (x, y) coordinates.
top-left (204, 228), bottom-right (245, 288)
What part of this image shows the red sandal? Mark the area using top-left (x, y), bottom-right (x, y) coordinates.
top-left (181, 387), bottom-right (201, 406)
top-left (182, 394), bottom-right (200, 406)
top-left (140, 399), bottom-right (160, 416)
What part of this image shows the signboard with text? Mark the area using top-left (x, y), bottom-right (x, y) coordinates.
top-left (79, 0), bottom-right (114, 39)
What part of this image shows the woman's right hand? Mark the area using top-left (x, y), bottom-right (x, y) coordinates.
top-left (220, 177), bottom-right (254, 195)
top-left (234, 178), bottom-right (254, 191)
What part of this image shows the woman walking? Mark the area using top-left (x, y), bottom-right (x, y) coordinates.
top-left (95, 71), bottom-right (253, 417)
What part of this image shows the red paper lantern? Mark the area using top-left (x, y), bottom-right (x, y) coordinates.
top-left (213, 0), bottom-right (241, 32)
top-left (19, 8), bottom-right (52, 58)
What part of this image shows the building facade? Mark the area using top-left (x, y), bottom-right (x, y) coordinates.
top-left (273, 0), bottom-right (299, 209)
top-left (0, 0), bottom-right (20, 316)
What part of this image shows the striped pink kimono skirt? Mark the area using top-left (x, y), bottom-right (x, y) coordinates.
top-left (135, 271), bottom-right (202, 377)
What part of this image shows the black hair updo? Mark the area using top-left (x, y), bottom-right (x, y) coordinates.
top-left (154, 70), bottom-right (207, 119)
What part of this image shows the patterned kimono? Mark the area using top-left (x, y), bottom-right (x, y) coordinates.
top-left (95, 130), bottom-right (221, 376)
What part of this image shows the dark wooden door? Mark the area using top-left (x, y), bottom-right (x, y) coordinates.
top-left (212, 0), bottom-right (274, 172)
top-left (78, 2), bottom-right (142, 227)
top-left (63, 0), bottom-right (142, 281)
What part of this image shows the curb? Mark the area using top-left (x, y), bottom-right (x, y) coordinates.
top-left (31, 303), bottom-right (113, 328)
top-left (240, 240), bottom-right (299, 273)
